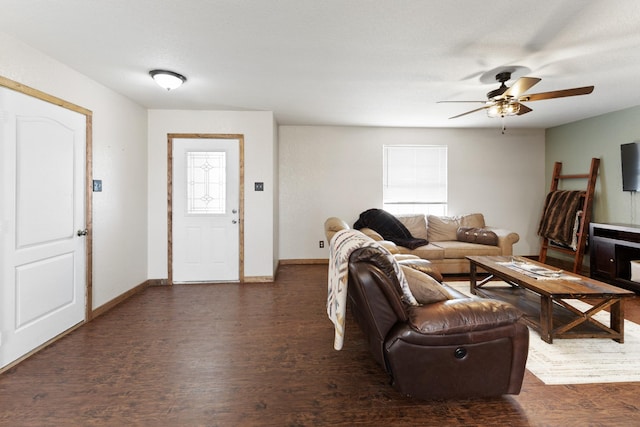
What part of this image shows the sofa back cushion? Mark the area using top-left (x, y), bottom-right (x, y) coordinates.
top-left (395, 214), bottom-right (429, 240)
top-left (427, 213), bottom-right (485, 242)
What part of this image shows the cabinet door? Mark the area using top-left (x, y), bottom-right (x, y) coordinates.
top-left (592, 239), bottom-right (616, 278)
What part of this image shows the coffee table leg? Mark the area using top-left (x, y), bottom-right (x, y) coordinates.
top-left (470, 261), bottom-right (477, 295)
top-left (611, 299), bottom-right (625, 343)
top-left (540, 295), bottom-right (553, 343)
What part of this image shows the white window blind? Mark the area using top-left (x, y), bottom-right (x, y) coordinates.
top-left (383, 145), bottom-right (447, 215)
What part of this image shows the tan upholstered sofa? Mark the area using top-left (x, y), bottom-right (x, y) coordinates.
top-left (325, 213), bottom-right (520, 274)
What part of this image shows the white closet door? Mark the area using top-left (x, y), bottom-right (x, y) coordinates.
top-left (0, 86), bottom-right (86, 368)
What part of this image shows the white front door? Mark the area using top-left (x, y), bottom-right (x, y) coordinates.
top-left (172, 137), bottom-right (240, 282)
top-left (0, 87), bottom-right (86, 368)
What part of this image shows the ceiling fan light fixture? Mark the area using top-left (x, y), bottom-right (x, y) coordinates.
top-left (487, 100), bottom-right (520, 118)
top-left (149, 69), bottom-right (187, 91)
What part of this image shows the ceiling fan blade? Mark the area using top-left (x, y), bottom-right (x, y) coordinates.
top-left (517, 103), bottom-right (533, 115)
top-left (437, 100), bottom-right (486, 104)
top-left (448, 105), bottom-right (490, 119)
top-left (502, 77), bottom-right (542, 98)
top-left (521, 86), bottom-right (594, 101)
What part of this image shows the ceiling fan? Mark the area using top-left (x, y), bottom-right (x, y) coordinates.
top-left (439, 71), bottom-right (594, 121)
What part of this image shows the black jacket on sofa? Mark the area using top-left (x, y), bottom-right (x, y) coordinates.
top-left (354, 208), bottom-right (428, 249)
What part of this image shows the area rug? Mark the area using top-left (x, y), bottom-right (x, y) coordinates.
top-left (446, 281), bottom-right (640, 385)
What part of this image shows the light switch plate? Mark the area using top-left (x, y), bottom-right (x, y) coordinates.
top-left (255, 182), bottom-right (264, 191)
top-left (93, 180), bottom-right (102, 192)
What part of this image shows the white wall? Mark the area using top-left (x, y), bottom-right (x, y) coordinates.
top-left (0, 32), bottom-right (149, 310)
top-left (279, 125), bottom-right (546, 259)
top-left (147, 110), bottom-right (277, 280)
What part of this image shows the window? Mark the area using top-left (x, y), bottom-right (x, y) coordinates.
top-left (186, 151), bottom-right (226, 214)
top-left (383, 145), bottom-right (447, 215)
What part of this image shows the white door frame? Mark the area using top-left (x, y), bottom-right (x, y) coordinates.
top-left (167, 133), bottom-right (244, 284)
top-left (0, 76), bottom-right (93, 371)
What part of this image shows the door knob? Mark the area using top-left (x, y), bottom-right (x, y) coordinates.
top-left (232, 209), bottom-right (238, 214)
top-left (232, 219), bottom-right (238, 224)
top-left (77, 229), bottom-right (88, 236)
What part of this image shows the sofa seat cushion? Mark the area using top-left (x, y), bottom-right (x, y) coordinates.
top-left (408, 299), bottom-right (523, 334)
top-left (431, 241), bottom-right (501, 258)
top-left (397, 243), bottom-right (444, 260)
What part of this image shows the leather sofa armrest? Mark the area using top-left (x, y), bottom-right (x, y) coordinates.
top-left (407, 298), bottom-right (522, 335)
top-left (484, 226), bottom-right (519, 256)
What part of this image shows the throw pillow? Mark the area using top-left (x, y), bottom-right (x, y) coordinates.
top-left (400, 265), bottom-right (452, 305)
top-left (426, 215), bottom-right (460, 241)
top-left (456, 227), bottom-right (499, 246)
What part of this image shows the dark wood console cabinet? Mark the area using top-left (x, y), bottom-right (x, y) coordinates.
top-left (590, 222), bottom-right (640, 292)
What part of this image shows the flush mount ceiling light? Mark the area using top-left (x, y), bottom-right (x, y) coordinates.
top-left (149, 69), bottom-right (187, 91)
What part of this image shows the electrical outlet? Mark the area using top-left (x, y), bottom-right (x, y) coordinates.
top-left (319, 240), bottom-right (324, 248)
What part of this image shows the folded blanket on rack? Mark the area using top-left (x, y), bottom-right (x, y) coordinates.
top-left (537, 190), bottom-right (584, 250)
top-left (353, 208), bottom-right (428, 249)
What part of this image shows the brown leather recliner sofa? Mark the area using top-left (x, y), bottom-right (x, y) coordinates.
top-left (347, 245), bottom-right (529, 400)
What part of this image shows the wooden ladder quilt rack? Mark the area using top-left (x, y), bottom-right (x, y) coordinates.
top-left (538, 157), bottom-right (600, 273)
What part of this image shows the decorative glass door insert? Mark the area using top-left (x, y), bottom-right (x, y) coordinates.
top-left (187, 151), bottom-right (226, 214)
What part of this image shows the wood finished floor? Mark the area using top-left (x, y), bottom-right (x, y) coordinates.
top-left (2, 264), bottom-right (640, 426)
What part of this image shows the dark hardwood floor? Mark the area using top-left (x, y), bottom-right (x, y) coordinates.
top-left (2, 263), bottom-right (640, 426)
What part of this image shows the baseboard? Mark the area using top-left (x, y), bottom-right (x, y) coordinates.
top-left (147, 277), bottom-right (277, 284)
top-left (279, 259), bottom-right (328, 265)
top-left (91, 280), bottom-right (150, 319)
top-left (244, 276), bottom-right (275, 283)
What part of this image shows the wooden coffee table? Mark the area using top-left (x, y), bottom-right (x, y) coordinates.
top-left (467, 255), bottom-right (635, 343)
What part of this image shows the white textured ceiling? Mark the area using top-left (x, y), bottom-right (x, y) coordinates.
top-left (2, 0), bottom-right (640, 129)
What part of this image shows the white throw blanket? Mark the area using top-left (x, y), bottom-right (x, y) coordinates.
top-left (327, 229), bottom-right (417, 350)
